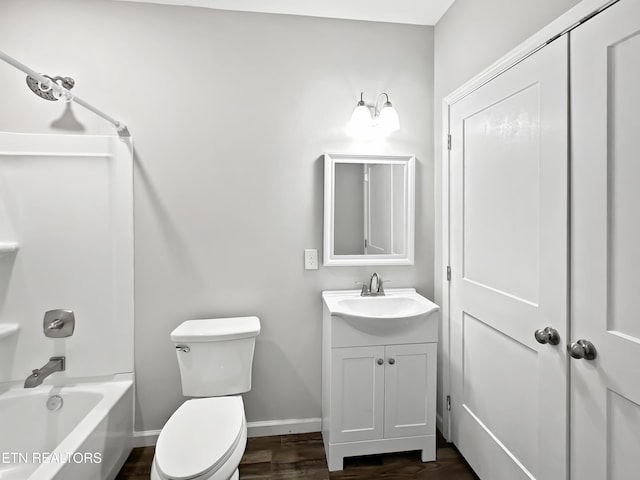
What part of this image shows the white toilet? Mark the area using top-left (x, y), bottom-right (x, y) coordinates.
top-left (151, 316), bottom-right (261, 480)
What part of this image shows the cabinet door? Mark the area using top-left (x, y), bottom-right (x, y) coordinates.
top-left (384, 343), bottom-right (436, 439)
top-left (331, 346), bottom-right (385, 443)
top-left (571, 1), bottom-right (640, 478)
top-left (449, 36), bottom-right (568, 480)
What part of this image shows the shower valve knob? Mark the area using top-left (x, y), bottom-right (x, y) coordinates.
top-left (48, 318), bottom-right (65, 330)
top-left (43, 310), bottom-right (75, 338)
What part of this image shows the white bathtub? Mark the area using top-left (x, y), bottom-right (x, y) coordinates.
top-left (0, 376), bottom-right (133, 480)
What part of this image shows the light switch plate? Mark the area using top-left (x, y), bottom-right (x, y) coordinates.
top-left (304, 249), bottom-right (318, 270)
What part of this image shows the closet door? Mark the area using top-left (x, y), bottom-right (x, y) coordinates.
top-left (449, 37), bottom-right (568, 479)
top-left (571, 1), bottom-right (640, 478)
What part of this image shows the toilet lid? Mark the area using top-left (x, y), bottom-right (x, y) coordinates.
top-left (155, 396), bottom-right (244, 480)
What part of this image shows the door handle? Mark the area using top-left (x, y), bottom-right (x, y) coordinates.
top-left (534, 327), bottom-right (560, 345)
top-left (568, 339), bottom-right (597, 360)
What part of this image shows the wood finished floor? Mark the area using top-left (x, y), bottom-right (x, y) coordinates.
top-left (116, 431), bottom-right (478, 479)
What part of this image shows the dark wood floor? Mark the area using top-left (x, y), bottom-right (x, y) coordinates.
top-left (116, 431), bottom-right (478, 479)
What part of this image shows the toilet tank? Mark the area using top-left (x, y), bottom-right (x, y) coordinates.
top-left (170, 316), bottom-right (260, 397)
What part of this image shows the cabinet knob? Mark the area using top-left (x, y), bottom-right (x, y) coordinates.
top-left (376, 358), bottom-right (384, 365)
top-left (388, 358), bottom-right (395, 365)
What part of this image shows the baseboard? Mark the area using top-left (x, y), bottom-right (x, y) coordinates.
top-left (131, 429), bottom-right (161, 448)
top-left (436, 412), bottom-right (443, 435)
top-left (131, 417), bottom-right (322, 447)
top-left (246, 417), bottom-right (322, 438)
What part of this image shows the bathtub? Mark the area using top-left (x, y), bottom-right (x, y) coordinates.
top-left (0, 376), bottom-right (133, 480)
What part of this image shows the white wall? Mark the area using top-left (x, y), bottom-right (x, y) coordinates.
top-left (0, 0), bottom-right (434, 432)
top-left (433, 0), bottom-right (582, 421)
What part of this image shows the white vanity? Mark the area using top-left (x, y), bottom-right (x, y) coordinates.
top-left (321, 288), bottom-right (439, 471)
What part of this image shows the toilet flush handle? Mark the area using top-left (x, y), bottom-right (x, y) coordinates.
top-left (175, 345), bottom-right (190, 353)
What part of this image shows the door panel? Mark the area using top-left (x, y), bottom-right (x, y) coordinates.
top-left (607, 391), bottom-right (640, 480)
top-left (384, 343), bottom-right (436, 439)
top-left (450, 36), bottom-right (568, 480)
top-left (462, 83), bottom-right (540, 304)
top-left (330, 346), bottom-right (385, 443)
top-left (571, 1), bottom-right (640, 478)
top-left (462, 313), bottom-right (538, 473)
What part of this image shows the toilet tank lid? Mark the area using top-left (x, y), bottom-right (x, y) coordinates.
top-left (171, 316), bottom-right (261, 342)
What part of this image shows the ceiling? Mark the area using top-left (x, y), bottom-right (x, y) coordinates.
top-left (112, 0), bottom-right (455, 26)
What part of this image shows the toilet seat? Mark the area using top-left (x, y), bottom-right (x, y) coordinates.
top-left (154, 396), bottom-right (246, 480)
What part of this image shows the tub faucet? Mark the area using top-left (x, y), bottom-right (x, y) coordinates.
top-left (357, 273), bottom-right (386, 296)
top-left (24, 356), bottom-right (65, 388)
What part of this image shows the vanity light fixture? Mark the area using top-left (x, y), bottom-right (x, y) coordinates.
top-left (348, 91), bottom-right (400, 136)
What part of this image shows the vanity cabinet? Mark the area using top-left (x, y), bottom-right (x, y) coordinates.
top-left (322, 289), bottom-right (439, 471)
top-left (331, 343), bottom-right (435, 444)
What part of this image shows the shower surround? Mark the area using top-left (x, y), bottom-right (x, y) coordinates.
top-left (0, 131), bottom-right (134, 479)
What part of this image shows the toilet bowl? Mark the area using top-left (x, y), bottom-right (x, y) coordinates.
top-left (151, 316), bottom-right (260, 480)
top-left (151, 396), bottom-right (247, 480)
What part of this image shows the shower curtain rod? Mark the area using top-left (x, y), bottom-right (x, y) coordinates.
top-left (0, 49), bottom-right (130, 137)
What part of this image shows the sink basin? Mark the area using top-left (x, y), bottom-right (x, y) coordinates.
top-left (322, 288), bottom-right (439, 335)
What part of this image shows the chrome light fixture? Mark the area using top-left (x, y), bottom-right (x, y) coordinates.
top-left (348, 91), bottom-right (400, 136)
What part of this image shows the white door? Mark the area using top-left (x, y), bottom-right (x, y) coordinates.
top-left (449, 37), bottom-right (569, 479)
top-left (330, 346), bottom-right (385, 443)
top-left (384, 343), bottom-right (436, 441)
top-left (366, 164), bottom-right (392, 254)
top-left (570, 1), bottom-right (640, 478)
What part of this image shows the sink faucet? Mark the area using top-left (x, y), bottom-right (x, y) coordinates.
top-left (24, 356), bottom-right (65, 388)
top-left (357, 273), bottom-right (386, 296)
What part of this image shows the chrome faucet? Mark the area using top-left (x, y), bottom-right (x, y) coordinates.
top-left (357, 273), bottom-right (386, 296)
top-left (24, 356), bottom-right (65, 388)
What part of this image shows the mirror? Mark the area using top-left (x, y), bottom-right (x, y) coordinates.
top-left (323, 153), bottom-right (415, 266)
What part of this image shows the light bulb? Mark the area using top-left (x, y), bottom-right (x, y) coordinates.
top-left (377, 102), bottom-right (400, 133)
top-left (348, 103), bottom-right (373, 137)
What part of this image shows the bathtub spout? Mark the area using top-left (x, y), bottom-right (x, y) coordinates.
top-left (24, 356), bottom-right (65, 388)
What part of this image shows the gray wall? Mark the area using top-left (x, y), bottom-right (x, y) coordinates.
top-left (0, 0), bottom-right (434, 431)
top-left (432, 0), bottom-right (581, 417)
top-left (334, 163), bottom-right (365, 255)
